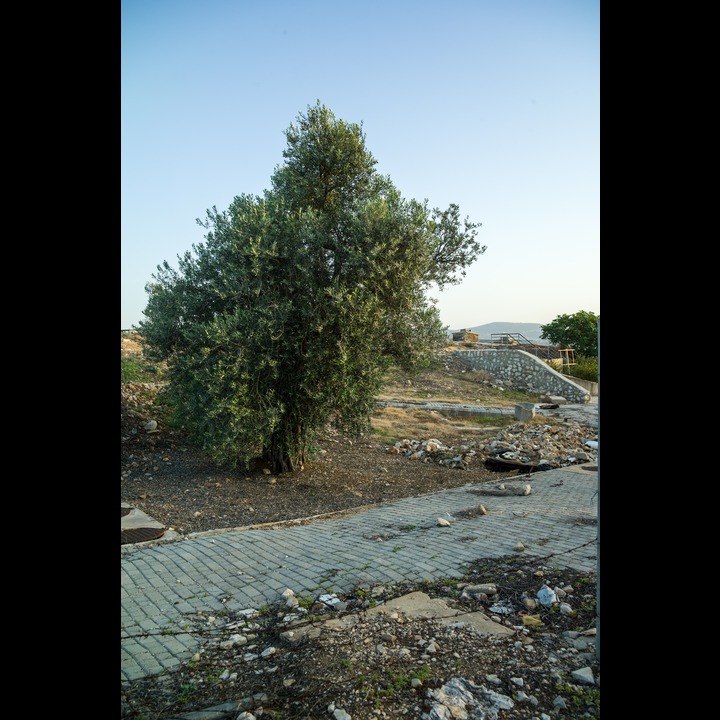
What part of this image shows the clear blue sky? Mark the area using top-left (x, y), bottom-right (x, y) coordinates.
top-left (121, 0), bottom-right (599, 331)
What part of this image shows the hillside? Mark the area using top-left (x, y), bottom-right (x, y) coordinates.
top-left (448, 321), bottom-right (548, 343)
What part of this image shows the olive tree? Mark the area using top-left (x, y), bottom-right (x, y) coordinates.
top-left (139, 102), bottom-right (485, 473)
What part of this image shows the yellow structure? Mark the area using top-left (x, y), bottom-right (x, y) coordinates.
top-left (452, 329), bottom-right (479, 342)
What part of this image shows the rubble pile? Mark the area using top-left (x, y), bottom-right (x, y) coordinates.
top-left (121, 382), bottom-right (164, 412)
top-left (386, 420), bottom-right (598, 471)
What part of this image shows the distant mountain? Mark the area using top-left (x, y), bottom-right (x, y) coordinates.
top-left (448, 322), bottom-right (548, 344)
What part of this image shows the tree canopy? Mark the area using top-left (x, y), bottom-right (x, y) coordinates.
top-left (139, 101), bottom-right (485, 473)
top-left (540, 311), bottom-right (599, 358)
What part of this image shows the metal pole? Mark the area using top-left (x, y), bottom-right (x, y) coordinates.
top-left (596, 318), bottom-right (600, 661)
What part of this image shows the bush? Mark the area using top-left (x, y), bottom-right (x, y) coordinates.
top-left (121, 354), bottom-right (164, 383)
top-left (566, 356), bottom-right (598, 382)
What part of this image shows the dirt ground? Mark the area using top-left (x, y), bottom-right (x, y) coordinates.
top-left (121, 335), bottom-right (587, 537)
top-left (121, 334), bottom-right (600, 719)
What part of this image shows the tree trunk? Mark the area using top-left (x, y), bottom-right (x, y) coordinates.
top-left (267, 444), bottom-right (293, 474)
top-left (266, 428), bottom-right (307, 474)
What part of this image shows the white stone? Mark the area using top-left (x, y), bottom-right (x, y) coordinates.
top-left (464, 583), bottom-right (497, 595)
top-left (571, 666), bottom-right (595, 685)
top-left (559, 603), bottom-right (576, 616)
top-left (537, 585), bottom-right (557, 607)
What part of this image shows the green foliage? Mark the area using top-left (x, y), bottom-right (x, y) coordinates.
top-left (139, 101), bottom-right (485, 473)
top-left (470, 416), bottom-right (516, 427)
top-left (296, 594), bottom-right (315, 609)
top-left (540, 311), bottom-right (599, 358)
top-left (566, 355), bottom-right (598, 382)
top-left (151, 386), bottom-right (187, 428)
top-left (120, 355), bottom-right (143, 383)
top-left (177, 683), bottom-right (196, 704)
top-left (354, 668), bottom-right (416, 700)
top-left (121, 354), bottom-right (163, 383)
top-left (555, 680), bottom-right (600, 716)
top-left (371, 426), bottom-right (400, 444)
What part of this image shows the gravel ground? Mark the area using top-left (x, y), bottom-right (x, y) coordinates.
top-left (121, 555), bottom-right (599, 719)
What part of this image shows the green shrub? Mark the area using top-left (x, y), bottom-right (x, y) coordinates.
top-left (567, 355), bottom-right (598, 382)
top-left (121, 355), bottom-right (144, 383)
top-left (121, 354), bottom-right (164, 383)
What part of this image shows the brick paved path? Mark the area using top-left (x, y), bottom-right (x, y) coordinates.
top-left (121, 466), bottom-right (599, 683)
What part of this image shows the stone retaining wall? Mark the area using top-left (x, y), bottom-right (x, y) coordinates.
top-left (455, 349), bottom-right (592, 404)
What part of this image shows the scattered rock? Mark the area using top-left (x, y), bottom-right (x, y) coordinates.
top-left (122, 558), bottom-right (599, 719)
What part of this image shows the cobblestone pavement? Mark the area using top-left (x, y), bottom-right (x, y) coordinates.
top-left (121, 464), bottom-right (599, 683)
top-left (536, 397), bottom-right (599, 429)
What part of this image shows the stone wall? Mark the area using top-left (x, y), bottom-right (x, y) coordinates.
top-left (455, 349), bottom-right (592, 404)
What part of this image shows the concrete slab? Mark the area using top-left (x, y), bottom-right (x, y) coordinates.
top-left (121, 503), bottom-right (168, 545)
top-left (374, 591), bottom-right (515, 636)
top-left (288, 591), bottom-right (513, 642)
